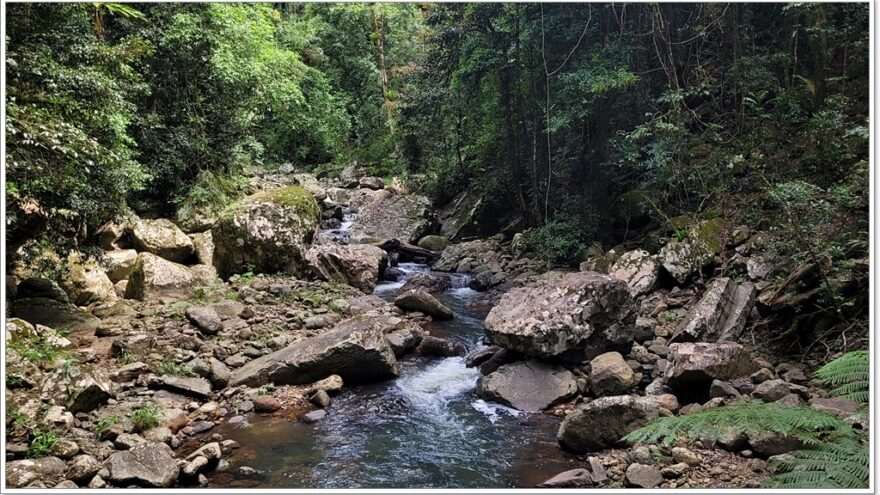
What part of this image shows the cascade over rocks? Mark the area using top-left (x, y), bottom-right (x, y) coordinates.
top-left (306, 244), bottom-right (387, 293)
top-left (484, 271), bottom-right (637, 361)
top-left (229, 316), bottom-right (399, 387)
top-left (212, 186), bottom-right (321, 278)
top-left (672, 278), bottom-right (757, 342)
top-left (475, 360), bottom-right (577, 412)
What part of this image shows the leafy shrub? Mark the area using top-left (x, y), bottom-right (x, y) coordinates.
top-left (523, 210), bottom-right (600, 266)
top-left (27, 430), bottom-right (58, 458)
top-left (131, 405), bottom-right (164, 432)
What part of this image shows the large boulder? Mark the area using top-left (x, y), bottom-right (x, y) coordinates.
top-left (106, 442), bottom-right (180, 488)
top-left (292, 173), bottom-right (328, 201)
top-left (131, 218), bottom-right (194, 263)
top-left (484, 271), bottom-right (637, 361)
top-left (58, 255), bottom-right (117, 306)
top-left (589, 351), bottom-right (637, 396)
top-left (672, 278), bottom-right (757, 342)
top-left (6, 457), bottom-right (68, 488)
top-left (102, 249), bottom-right (139, 282)
top-left (417, 235), bottom-right (449, 252)
top-left (10, 298), bottom-right (100, 334)
top-left (400, 273), bottom-right (452, 293)
top-left (212, 186), bottom-right (320, 278)
top-left (557, 395), bottom-right (659, 452)
top-left (306, 244), bottom-right (387, 294)
top-left (16, 277), bottom-right (69, 302)
top-left (658, 238), bottom-right (715, 285)
top-left (475, 360), bottom-right (577, 412)
top-left (229, 316), bottom-right (398, 387)
top-left (190, 232), bottom-right (214, 266)
top-left (609, 250), bottom-right (660, 298)
top-left (124, 253), bottom-right (215, 301)
top-left (433, 239), bottom-right (502, 273)
top-left (394, 290), bottom-right (454, 320)
top-left (437, 189), bottom-right (484, 241)
top-left (665, 342), bottom-right (757, 402)
top-left (349, 193), bottom-right (433, 244)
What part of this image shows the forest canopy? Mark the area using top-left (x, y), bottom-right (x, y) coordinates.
top-left (6, 2), bottom-right (869, 271)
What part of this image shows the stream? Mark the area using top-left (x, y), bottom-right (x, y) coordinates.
top-left (208, 226), bottom-right (580, 488)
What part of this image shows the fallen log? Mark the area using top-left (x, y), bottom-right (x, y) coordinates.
top-left (361, 237), bottom-right (440, 262)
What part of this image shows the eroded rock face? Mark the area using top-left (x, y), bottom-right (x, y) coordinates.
top-left (229, 316), bottom-right (398, 387)
top-left (476, 360), bottom-right (577, 412)
top-left (212, 186), bottom-right (320, 278)
top-left (106, 442), bottom-right (180, 488)
top-left (124, 253), bottom-right (207, 301)
top-left (665, 342), bottom-right (756, 402)
top-left (306, 244), bottom-right (387, 293)
top-left (484, 271), bottom-right (637, 361)
top-left (609, 250), bottom-right (660, 298)
top-left (132, 218), bottom-right (195, 263)
top-left (557, 395), bottom-right (658, 452)
top-left (672, 278), bottom-right (757, 342)
top-left (349, 193), bottom-right (433, 244)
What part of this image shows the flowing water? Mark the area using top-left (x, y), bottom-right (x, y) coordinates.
top-left (207, 227), bottom-right (580, 488)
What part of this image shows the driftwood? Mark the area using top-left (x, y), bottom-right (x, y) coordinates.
top-left (363, 238), bottom-right (440, 262)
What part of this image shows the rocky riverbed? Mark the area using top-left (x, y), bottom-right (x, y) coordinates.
top-left (4, 166), bottom-right (863, 489)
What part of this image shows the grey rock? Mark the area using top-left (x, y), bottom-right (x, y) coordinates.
top-left (306, 244), bottom-right (388, 293)
top-left (538, 468), bottom-right (593, 488)
top-left (154, 376), bottom-right (212, 399)
top-left (609, 250), bottom-right (660, 297)
top-left (665, 342), bottom-right (756, 402)
top-left (310, 390), bottom-right (332, 408)
top-left (66, 454), bottom-right (101, 482)
top-left (751, 379), bottom-right (790, 402)
top-left (416, 335), bottom-right (465, 357)
top-left (557, 396), bottom-right (658, 452)
top-left (385, 327), bottom-right (425, 357)
top-left (302, 410), bottom-right (326, 423)
top-left (131, 218), bottom-right (194, 263)
top-left (476, 360), bottom-right (577, 412)
top-left (229, 316), bottom-right (398, 387)
top-left (394, 290), bottom-right (454, 320)
top-left (589, 351), bottom-right (637, 396)
top-left (106, 443), bottom-right (180, 487)
top-left (17, 277), bottom-right (69, 303)
top-left (625, 463), bottom-right (663, 488)
top-left (185, 306), bottom-right (222, 334)
top-left (6, 457), bottom-right (67, 488)
top-left (672, 278), bottom-right (756, 342)
top-left (484, 271), bottom-right (637, 361)
top-left (709, 379), bottom-right (742, 398)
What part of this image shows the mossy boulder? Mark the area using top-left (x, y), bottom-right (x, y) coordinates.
top-left (212, 186), bottom-right (321, 278)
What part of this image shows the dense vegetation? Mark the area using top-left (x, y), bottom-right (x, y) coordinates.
top-left (5, 3), bottom-right (869, 349)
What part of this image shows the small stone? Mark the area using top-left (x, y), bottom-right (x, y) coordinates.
top-left (310, 390), bottom-right (331, 408)
top-left (188, 421), bottom-right (215, 434)
top-left (253, 395), bottom-right (281, 413)
top-left (538, 468), bottom-right (593, 488)
top-left (66, 454), bottom-right (101, 482)
top-left (671, 447), bottom-right (701, 466)
top-left (142, 426), bottom-right (173, 445)
top-left (625, 463), bottom-right (663, 488)
top-left (709, 379), bottom-right (741, 398)
top-left (114, 433), bottom-right (146, 450)
top-left (750, 368), bottom-right (775, 384)
top-left (751, 379), bottom-right (789, 402)
top-left (302, 410), bottom-right (326, 423)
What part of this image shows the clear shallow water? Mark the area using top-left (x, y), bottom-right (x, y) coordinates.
top-left (209, 264), bottom-right (579, 488)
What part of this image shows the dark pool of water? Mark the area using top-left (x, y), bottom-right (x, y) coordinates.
top-left (208, 264), bottom-right (580, 488)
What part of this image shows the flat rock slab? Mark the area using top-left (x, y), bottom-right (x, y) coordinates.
top-left (673, 277), bottom-right (756, 342)
top-left (476, 360), bottom-right (577, 412)
top-left (230, 316), bottom-right (398, 387)
top-left (153, 376), bottom-right (212, 399)
top-left (106, 442), bottom-right (180, 488)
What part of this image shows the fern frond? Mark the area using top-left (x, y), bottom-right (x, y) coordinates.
top-left (766, 436), bottom-right (869, 489)
top-left (623, 401), bottom-right (847, 446)
top-left (815, 351), bottom-right (869, 404)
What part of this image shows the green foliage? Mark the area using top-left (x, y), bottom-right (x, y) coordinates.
top-left (766, 435), bottom-right (868, 488)
top-left (157, 359), bottom-right (189, 377)
top-left (95, 414), bottom-right (120, 435)
top-left (131, 405), bottom-right (164, 432)
top-left (8, 333), bottom-right (62, 365)
top-left (814, 350), bottom-right (869, 404)
top-left (522, 210), bottom-right (600, 266)
top-left (623, 401), bottom-right (846, 447)
top-left (6, 405), bottom-right (28, 432)
top-left (257, 383), bottom-right (276, 396)
top-left (27, 430), bottom-right (58, 458)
